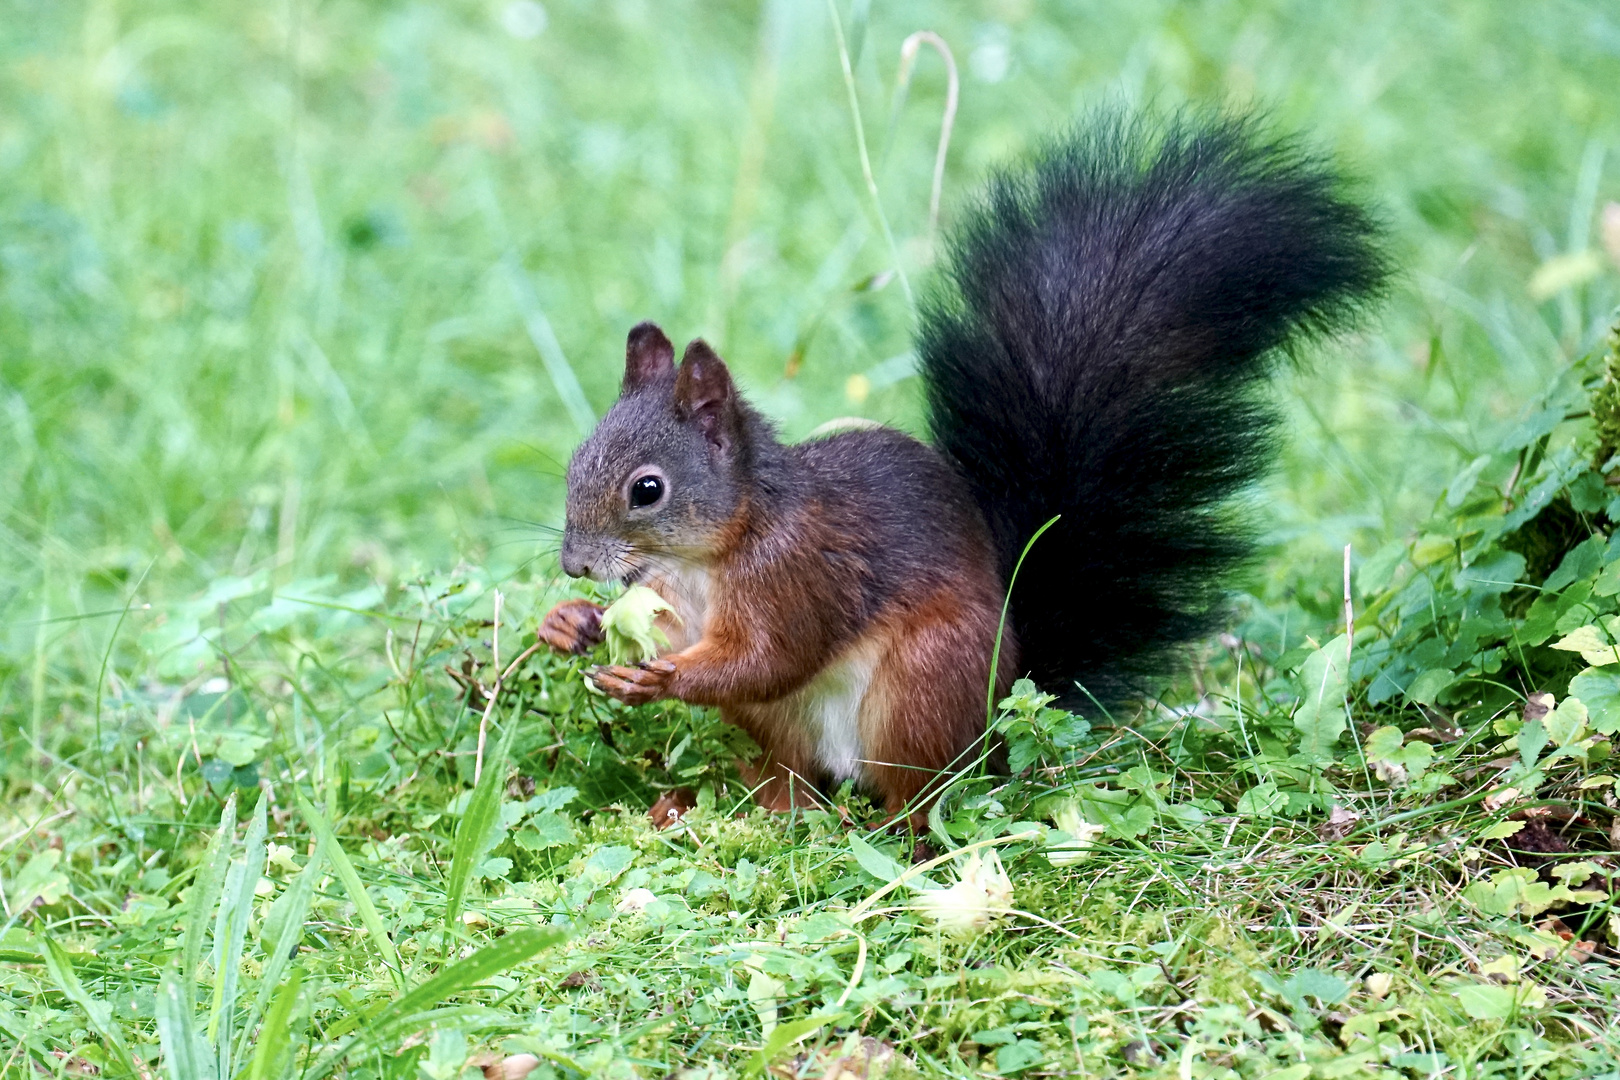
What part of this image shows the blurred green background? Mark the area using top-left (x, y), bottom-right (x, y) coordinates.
top-left (2, 0), bottom-right (1618, 689)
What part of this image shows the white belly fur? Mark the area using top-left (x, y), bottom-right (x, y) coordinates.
top-left (643, 562), bottom-right (711, 652)
top-left (643, 563), bottom-right (881, 787)
top-left (793, 638), bottom-right (881, 785)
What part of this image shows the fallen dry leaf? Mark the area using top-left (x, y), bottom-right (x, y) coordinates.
top-left (558, 969), bottom-right (601, 991)
top-left (482, 1054), bottom-right (541, 1080)
top-left (1484, 787), bottom-right (1523, 813)
top-left (1317, 804), bottom-right (1360, 841)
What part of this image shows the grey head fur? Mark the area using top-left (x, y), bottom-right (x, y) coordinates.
top-left (559, 322), bottom-right (785, 583)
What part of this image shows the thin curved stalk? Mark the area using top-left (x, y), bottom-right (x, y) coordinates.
top-left (827, 0), bottom-right (914, 313)
top-left (896, 31), bottom-right (959, 237)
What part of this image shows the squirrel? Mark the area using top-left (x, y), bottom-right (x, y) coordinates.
top-left (538, 110), bottom-right (1388, 826)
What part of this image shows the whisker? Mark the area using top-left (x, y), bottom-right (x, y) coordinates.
top-left (495, 515), bottom-right (565, 534)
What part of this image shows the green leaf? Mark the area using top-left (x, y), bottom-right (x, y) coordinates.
top-left (1404, 668), bottom-right (1455, 706)
top-left (1293, 634), bottom-right (1350, 758)
top-left (1569, 667), bottom-right (1620, 735)
top-left (1450, 980), bottom-right (1546, 1019)
top-left (742, 1010), bottom-right (846, 1078)
top-left (746, 967), bottom-right (783, 1035)
top-left (1005, 731), bottom-right (1040, 775)
top-left (848, 833), bottom-right (907, 883)
top-left (1518, 719), bottom-right (1550, 769)
top-left (238, 835), bottom-right (325, 1064)
top-left (40, 936), bottom-right (142, 1078)
top-left (304, 926), bottom-right (569, 1080)
top-left (1550, 618), bottom-right (1620, 666)
top-left (1551, 860), bottom-right (1602, 884)
top-left (1544, 534), bottom-right (1607, 591)
top-left (1594, 558), bottom-right (1620, 598)
top-left (156, 972), bottom-right (213, 1080)
top-left (1235, 780), bottom-right (1284, 818)
top-left (209, 791), bottom-right (267, 1072)
top-left (995, 1040), bottom-right (1045, 1074)
top-left (1357, 541), bottom-right (1408, 594)
top-left (183, 795), bottom-right (237, 1014)
top-left (1364, 726), bottom-right (1404, 761)
top-left (1283, 968), bottom-right (1351, 1007)
top-left (530, 786), bottom-right (579, 811)
top-left (243, 967), bottom-right (304, 1080)
top-left (1454, 550), bottom-right (1525, 595)
top-left (446, 713), bottom-right (517, 930)
top-left (215, 733), bottom-right (267, 767)
top-left (516, 812), bottom-right (576, 851)
top-left (1454, 983), bottom-right (1516, 1020)
top-left (4, 849), bottom-right (69, 911)
top-left (1497, 402), bottom-right (1565, 453)
top-left (293, 791), bottom-right (403, 988)
top-left (1462, 867), bottom-right (1575, 917)
top-left (1544, 696), bottom-right (1590, 747)
top-left (582, 845), bottom-right (635, 883)
top-left (1445, 454), bottom-right (1493, 508)
top-left (1571, 469), bottom-right (1611, 512)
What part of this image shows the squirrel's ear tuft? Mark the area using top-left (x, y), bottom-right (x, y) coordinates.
top-left (624, 321), bottom-right (676, 392)
top-left (674, 339), bottom-right (736, 450)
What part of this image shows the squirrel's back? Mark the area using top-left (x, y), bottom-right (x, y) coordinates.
top-left (791, 426), bottom-right (992, 615)
top-left (917, 109), bottom-right (1389, 707)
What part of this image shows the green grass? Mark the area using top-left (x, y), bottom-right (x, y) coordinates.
top-left (4, 0), bottom-right (1620, 1076)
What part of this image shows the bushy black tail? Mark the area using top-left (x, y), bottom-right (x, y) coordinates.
top-left (917, 110), bottom-right (1389, 708)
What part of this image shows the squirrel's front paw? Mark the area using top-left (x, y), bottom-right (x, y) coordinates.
top-left (589, 659), bottom-right (676, 705)
top-left (539, 599), bottom-right (605, 655)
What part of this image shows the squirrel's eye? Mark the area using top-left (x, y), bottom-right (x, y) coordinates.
top-left (629, 474), bottom-right (665, 509)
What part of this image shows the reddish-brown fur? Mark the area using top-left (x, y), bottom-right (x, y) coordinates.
top-left (541, 322), bottom-right (1017, 828)
top-left (542, 475), bottom-right (1011, 826)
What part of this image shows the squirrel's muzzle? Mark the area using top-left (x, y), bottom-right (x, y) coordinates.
top-left (559, 536), bottom-right (592, 579)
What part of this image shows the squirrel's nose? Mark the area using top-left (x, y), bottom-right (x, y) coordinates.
top-left (559, 540), bottom-right (590, 579)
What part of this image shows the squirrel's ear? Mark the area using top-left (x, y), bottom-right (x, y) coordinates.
top-left (674, 339), bottom-right (737, 451)
top-left (623, 321), bottom-right (676, 392)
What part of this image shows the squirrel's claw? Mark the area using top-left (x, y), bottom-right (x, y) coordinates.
top-left (589, 659), bottom-right (675, 705)
top-left (539, 599), bottom-right (605, 655)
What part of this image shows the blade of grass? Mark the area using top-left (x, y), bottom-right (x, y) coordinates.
top-left (156, 971), bottom-right (212, 1080)
top-left (986, 515), bottom-right (1061, 735)
top-left (208, 791), bottom-right (267, 1076)
top-left (243, 966), bottom-right (304, 1080)
top-left (91, 557), bottom-right (154, 831)
top-left (292, 791), bottom-right (404, 989)
top-left (183, 795), bottom-right (238, 1014)
top-left (499, 251), bottom-right (594, 437)
top-left (40, 935), bottom-right (142, 1078)
top-left (444, 710), bottom-right (517, 930)
top-left (742, 1010), bottom-right (846, 1078)
top-left (304, 926), bottom-right (569, 1080)
top-left (234, 834), bottom-right (326, 1063)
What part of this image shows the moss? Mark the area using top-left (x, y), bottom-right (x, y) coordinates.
top-left (1589, 312), bottom-right (1620, 469)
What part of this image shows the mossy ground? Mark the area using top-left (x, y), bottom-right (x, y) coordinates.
top-left (3, 2), bottom-right (1620, 1077)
